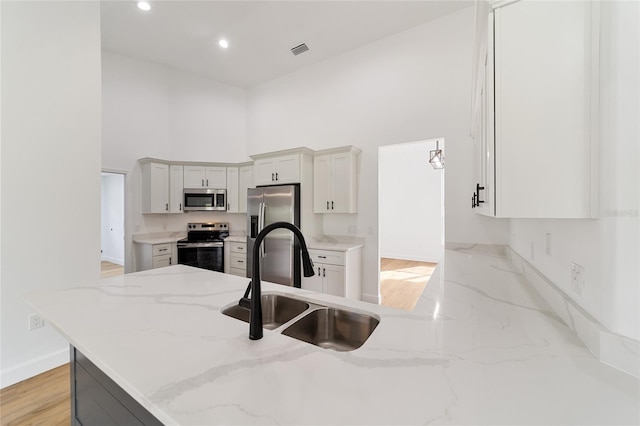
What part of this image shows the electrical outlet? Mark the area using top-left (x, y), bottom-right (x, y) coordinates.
top-left (545, 233), bottom-right (551, 255)
top-left (570, 263), bottom-right (585, 295)
top-left (29, 314), bottom-right (45, 330)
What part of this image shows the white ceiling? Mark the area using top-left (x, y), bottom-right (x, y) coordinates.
top-left (100, 1), bottom-right (473, 88)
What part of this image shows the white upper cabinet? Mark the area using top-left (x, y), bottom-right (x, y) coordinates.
top-left (475, 0), bottom-right (598, 218)
top-left (183, 166), bottom-right (227, 188)
top-left (226, 167), bottom-right (239, 213)
top-left (141, 162), bottom-right (169, 214)
top-left (169, 165), bottom-right (184, 213)
top-left (313, 146), bottom-right (360, 214)
top-left (253, 154), bottom-right (301, 186)
top-left (238, 165), bottom-right (254, 213)
top-left (226, 165), bottom-right (253, 213)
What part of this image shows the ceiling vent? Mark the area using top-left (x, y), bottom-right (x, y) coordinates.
top-left (290, 43), bottom-right (309, 56)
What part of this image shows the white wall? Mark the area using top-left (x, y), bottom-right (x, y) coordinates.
top-left (248, 7), bottom-right (509, 302)
top-left (101, 173), bottom-right (125, 265)
top-left (0, 2), bottom-right (102, 387)
top-left (509, 1), bottom-right (639, 341)
top-left (101, 52), bottom-right (249, 272)
top-left (379, 140), bottom-right (443, 262)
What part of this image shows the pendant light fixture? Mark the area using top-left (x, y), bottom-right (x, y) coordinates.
top-left (429, 140), bottom-right (444, 169)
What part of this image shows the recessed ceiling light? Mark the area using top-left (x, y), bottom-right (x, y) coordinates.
top-left (137, 1), bottom-right (151, 11)
top-left (218, 39), bottom-right (229, 49)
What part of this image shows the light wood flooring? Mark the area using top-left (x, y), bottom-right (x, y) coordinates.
top-left (101, 260), bottom-right (124, 279)
top-left (380, 258), bottom-right (437, 311)
top-left (0, 364), bottom-right (70, 426)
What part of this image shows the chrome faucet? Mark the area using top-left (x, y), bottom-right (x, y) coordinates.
top-left (238, 221), bottom-right (315, 340)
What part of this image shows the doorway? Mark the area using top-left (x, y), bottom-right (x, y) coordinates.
top-left (101, 171), bottom-right (125, 278)
top-left (378, 138), bottom-right (445, 310)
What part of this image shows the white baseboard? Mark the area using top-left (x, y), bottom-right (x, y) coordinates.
top-left (101, 255), bottom-right (124, 265)
top-left (0, 347), bottom-right (69, 389)
top-left (380, 253), bottom-right (441, 264)
top-left (507, 246), bottom-right (639, 378)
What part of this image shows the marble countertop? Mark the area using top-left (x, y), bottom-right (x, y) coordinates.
top-left (132, 231), bottom-right (186, 245)
top-left (224, 235), bottom-right (246, 243)
top-left (24, 246), bottom-right (639, 425)
top-left (306, 236), bottom-right (364, 251)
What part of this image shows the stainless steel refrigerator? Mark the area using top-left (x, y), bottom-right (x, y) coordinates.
top-left (246, 184), bottom-right (301, 287)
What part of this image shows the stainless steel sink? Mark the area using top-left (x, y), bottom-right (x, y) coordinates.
top-left (282, 307), bottom-right (379, 351)
top-left (222, 294), bottom-right (309, 330)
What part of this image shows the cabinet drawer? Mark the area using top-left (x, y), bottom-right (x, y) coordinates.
top-left (230, 253), bottom-right (247, 270)
top-left (230, 267), bottom-right (247, 277)
top-left (152, 243), bottom-right (171, 256)
top-left (152, 254), bottom-right (172, 268)
top-left (309, 250), bottom-right (344, 266)
top-left (229, 242), bottom-right (246, 254)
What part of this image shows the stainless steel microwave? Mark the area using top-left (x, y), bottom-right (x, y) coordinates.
top-left (183, 188), bottom-right (227, 211)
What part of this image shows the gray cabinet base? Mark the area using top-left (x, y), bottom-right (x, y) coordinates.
top-left (71, 346), bottom-right (163, 425)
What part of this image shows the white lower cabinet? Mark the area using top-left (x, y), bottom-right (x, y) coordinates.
top-left (135, 242), bottom-right (174, 272)
top-left (302, 248), bottom-right (362, 300)
top-left (224, 240), bottom-right (247, 277)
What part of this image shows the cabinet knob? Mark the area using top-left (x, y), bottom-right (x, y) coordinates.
top-left (206, 179), bottom-right (209, 186)
top-left (318, 267), bottom-right (321, 275)
top-left (275, 172), bottom-right (278, 181)
top-left (327, 201), bottom-right (330, 210)
top-left (179, 203), bottom-right (182, 211)
top-left (331, 201), bottom-right (334, 210)
top-left (202, 179), bottom-right (204, 186)
top-left (166, 203), bottom-right (169, 211)
top-left (323, 268), bottom-right (326, 277)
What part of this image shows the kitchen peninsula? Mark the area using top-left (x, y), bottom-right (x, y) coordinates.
top-left (25, 246), bottom-right (639, 425)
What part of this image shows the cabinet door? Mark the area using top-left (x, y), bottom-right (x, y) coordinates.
top-left (183, 166), bottom-right (205, 188)
top-left (254, 159), bottom-right (277, 186)
top-left (313, 155), bottom-right (331, 213)
top-left (302, 272), bottom-right (323, 293)
top-left (495, 0), bottom-right (593, 218)
top-left (274, 155), bottom-right (300, 183)
top-left (205, 167), bottom-right (226, 188)
top-left (226, 167), bottom-right (239, 213)
top-left (149, 163), bottom-right (169, 213)
top-left (322, 264), bottom-right (345, 297)
top-left (152, 254), bottom-right (172, 268)
top-left (169, 165), bottom-right (184, 213)
top-left (330, 153), bottom-right (354, 213)
top-left (238, 166), bottom-right (253, 213)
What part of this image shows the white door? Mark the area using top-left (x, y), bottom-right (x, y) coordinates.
top-left (274, 155), bottom-right (300, 183)
top-left (323, 264), bottom-right (345, 297)
top-left (313, 155), bottom-right (331, 213)
top-left (238, 166), bottom-right (253, 213)
top-left (330, 153), bottom-right (351, 213)
top-left (205, 167), bottom-right (226, 188)
top-left (150, 163), bottom-right (169, 213)
top-left (169, 165), bottom-right (184, 213)
top-left (254, 158), bottom-right (277, 186)
top-left (226, 167), bottom-right (239, 213)
top-left (183, 166), bottom-right (205, 188)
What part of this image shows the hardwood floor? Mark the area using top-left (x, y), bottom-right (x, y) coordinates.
top-left (101, 260), bottom-right (124, 279)
top-left (0, 364), bottom-right (70, 426)
top-left (380, 258), bottom-right (437, 311)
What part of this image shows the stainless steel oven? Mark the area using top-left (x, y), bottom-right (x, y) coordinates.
top-left (177, 222), bottom-right (228, 272)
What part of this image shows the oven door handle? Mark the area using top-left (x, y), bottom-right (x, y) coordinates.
top-left (177, 242), bottom-right (224, 248)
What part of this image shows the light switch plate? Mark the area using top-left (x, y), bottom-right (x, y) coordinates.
top-left (570, 262), bottom-right (585, 295)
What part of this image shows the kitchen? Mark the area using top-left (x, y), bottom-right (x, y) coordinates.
top-left (1, 0), bottom-right (639, 424)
